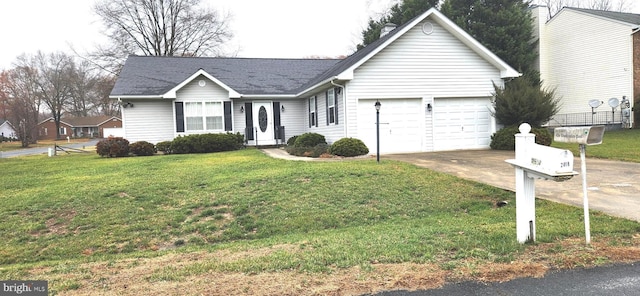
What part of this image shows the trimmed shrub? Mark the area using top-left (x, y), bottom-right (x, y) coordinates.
top-left (96, 137), bottom-right (129, 157)
top-left (293, 133), bottom-right (326, 148)
top-left (329, 138), bottom-right (369, 157)
top-left (311, 143), bottom-right (330, 158)
top-left (285, 133), bottom-right (329, 158)
top-left (169, 133), bottom-right (244, 154)
top-left (490, 125), bottom-right (553, 150)
top-left (130, 141), bottom-right (156, 156)
top-left (286, 135), bottom-right (298, 146)
top-left (155, 141), bottom-right (173, 154)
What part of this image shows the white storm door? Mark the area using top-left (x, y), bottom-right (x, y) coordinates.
top-left (253, 101), bottom-right (275, 145)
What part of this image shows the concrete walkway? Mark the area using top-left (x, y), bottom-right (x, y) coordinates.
top-left (262, 148), bottom-right (640, 222)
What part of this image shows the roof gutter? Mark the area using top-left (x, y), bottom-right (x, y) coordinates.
top-left (330, 79), bottom-right (347, 138)
top-left (296, 76), bottom-right (345, 98)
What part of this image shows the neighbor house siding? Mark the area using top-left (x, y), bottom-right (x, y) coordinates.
top-left (345, 17), bottom-right (503, 145)
top-left (542, 10), bottom-right (633, 115)
top-left (123, 99), bottom-right (174, 144)
top-left (304, 87), bottom-right (345, 144)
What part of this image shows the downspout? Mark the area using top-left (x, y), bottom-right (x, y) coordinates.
top-left (631, 27), bottom-right (640, 127)
top-left (330, 79), bottom-right (347, 138)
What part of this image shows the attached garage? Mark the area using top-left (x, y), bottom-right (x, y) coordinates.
top-left (357, 98), bottom-right (425, 154)
top-left (432, 97), bottom-right (493, 151)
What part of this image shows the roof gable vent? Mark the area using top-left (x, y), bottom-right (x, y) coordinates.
top-left (380, 23), bottom-right (397, 38)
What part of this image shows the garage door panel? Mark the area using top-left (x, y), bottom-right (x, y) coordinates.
top-left (433, 97), bottom-right (493, 151)
top-left (358, 99), bottom-right (423, 154)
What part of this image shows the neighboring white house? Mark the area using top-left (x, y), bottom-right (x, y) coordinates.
top-left (531, 6), bottom-right (638, 128)
top-left (110, 8), bottom-right (519, 154)
top-left (0, 120), bottom-right (17, 140)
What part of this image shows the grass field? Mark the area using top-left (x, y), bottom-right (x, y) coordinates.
top-left (551, 128), bottom-right (640, 162)
top-left (0, 130), bottom-right (638, 295)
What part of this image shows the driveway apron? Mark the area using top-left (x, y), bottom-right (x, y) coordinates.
top-left (384, 150), bottom-right (640, 222)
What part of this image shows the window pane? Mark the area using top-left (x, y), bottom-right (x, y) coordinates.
top-left (206, 116), bottom-right (223, 130)
top-left (185, 102), bottom-right (202, 115)
top-left (327, 89), bottom-right (334, 107)
top-left (187, 117), bottom-right (203, 131)
top-left (329, 107), bottom-right (335, 123)
top-left (205, 102), bottom-right (222, 115)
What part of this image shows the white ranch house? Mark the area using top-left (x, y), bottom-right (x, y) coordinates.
top-left (110, 8), bottom-right (519, 154)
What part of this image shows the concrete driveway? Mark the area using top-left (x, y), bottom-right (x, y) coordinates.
top-left (384, 150), bottom-right (640, 222)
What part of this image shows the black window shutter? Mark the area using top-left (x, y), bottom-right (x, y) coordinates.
top-left (308, 98), bottom-right (312, 128)
top-left (335, 88), bottom-right (339, 125)
top-left (326, 91), bottom-right (329, 126)
top-left (273, 102), bottom-right (281, 139)
top-left (245, 102), bottom-right (254, 140)
top-left (175, 102), bottom-right (184, 132)
top-left (223, 102), bottom-right (232, 131)
top-left (315, 97), bottom-right (318, 127)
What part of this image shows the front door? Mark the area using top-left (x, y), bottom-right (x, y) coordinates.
top-left (253, 101), bottom-right (275, 145)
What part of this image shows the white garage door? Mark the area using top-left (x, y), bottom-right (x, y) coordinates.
top-left (357, 98), bottom-right (423, 154)
top-left (433, 97), bottom-right (492, 151)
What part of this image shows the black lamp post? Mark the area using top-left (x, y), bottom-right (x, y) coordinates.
top-left (374, 100), bottom-right (381, 163)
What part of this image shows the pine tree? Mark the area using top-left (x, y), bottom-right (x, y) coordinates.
top-left (441, 0), bottom-right (537, 74)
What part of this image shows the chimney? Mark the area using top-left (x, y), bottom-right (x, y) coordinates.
top-left (380, 23), bottom-right (397, 38)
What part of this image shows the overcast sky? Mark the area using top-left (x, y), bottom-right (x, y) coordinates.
top-left (0, 0), bottom-right (394, 70)
top-left (0, 0), bottom-right (637, 70)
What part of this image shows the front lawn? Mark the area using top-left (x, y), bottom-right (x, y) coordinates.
top-left (0, 149), bottom-right (639, 295)
top-left (551, 128), bottom-right (640, 162)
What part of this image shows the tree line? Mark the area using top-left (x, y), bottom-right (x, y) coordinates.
top-left (1, 0), bottom-right (631, 147)
top-left (0, 0), bottom-right (233, 147)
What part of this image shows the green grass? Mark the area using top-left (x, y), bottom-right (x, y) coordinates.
top-left (551, 128), bottom-right (640, 162)
top-left (0, 148), bottom-right (638, 281)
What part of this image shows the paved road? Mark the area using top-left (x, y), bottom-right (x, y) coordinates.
top-left (384, 150), bottom-right (640, 222)
top-left (372, 262), bottom-right (640, 296)
top-left (0, 139), bottom-right (99, 158)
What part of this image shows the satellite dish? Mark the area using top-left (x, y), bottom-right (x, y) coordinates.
top-left (588, 99), bottom-right (602, 108)
top-left (608, 97), bottom-right (620, 108)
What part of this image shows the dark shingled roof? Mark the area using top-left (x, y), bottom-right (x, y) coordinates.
top-left (565, 7), bottom-right (640, 25)
top-left (111, 18), bottom-right (412, 98)
top-left (111, 56), bottom-right (342, 96)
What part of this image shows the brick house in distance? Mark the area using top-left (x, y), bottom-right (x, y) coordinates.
top-left (38, 116), bottom-right (122, 141)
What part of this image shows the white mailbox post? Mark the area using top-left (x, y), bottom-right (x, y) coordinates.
top-left (505, 123), bottom-right (578, 244)
top-left (553, 125), bottom-right (605, 244)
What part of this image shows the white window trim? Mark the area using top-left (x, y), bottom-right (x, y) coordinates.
top-left (309, 96), bottom-right (317, 127)
top-left (184, 101), bottom-right (224, 132)
top-left (327, 89), bottom-right (336, 125)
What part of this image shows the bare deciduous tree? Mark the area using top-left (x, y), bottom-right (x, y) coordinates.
top-left (17, 52), bottom-right (77, 140)
top-left (93, 0), bottom-right (233, 73)
top-left (540, 0), bottom-right (632, 18)
top-left (0, 67), bottom-right (43, 147)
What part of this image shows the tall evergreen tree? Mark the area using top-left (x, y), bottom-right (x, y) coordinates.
top-left (358, 0), bottom-right (440, 49)
top-left (441, 0), bottom-right (537, 73)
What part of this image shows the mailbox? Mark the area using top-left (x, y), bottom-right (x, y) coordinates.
top-left (553, 126), bottom-right (605, 145)
top-left (527, 144), bottom-right (574, 175)
top-left (506, 143), bottom-right (575, 181)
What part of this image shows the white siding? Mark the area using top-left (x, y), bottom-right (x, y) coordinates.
top-left (175, 75), bottom-right (233, 136)
top-left (176, 75), bottom-right (230, 100)
top-left (345, 17), bottom-right (503, 149)
top-left (542, 10), bottom-right (633, 115)
top-left (304, 87), bottom-right (345, 144)
top-left (123, 99), bottom-right (174, 144)
top-left (279, 99), bottom-right (308, 143)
